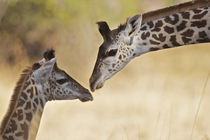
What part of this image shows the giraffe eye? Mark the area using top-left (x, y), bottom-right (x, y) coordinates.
top-left (56, 79), bottom-right (68, 84)
top-left (106, 49), bottom-right (118, 57)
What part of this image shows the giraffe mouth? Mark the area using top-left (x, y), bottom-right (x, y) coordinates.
top-left (78, 91), bottom-right (93, 102)
top-left (90, 77), bottom-right (104, 92)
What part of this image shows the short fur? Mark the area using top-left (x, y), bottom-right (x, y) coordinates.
top-left (0, 67), bottom-right (32, 135)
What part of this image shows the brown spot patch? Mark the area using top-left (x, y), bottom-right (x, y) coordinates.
top-left (162, 44), bottom-right (170, 48)
top-left (149, 40), bottom-right (160, 45)
top-left (181, 12), bottom-right (190, 19)
top-left (164, 14), bottom-right (179, 25)
top-left (192, 11), bottom-right (208, 19)
top-left (141, 32), bottom-right (150, 40)
top-left (199, 31), bottom-right (207, 38)
top-left (26, 113), bottom-right (32, 121)
top-left (152, 33), bottom-right (166, 42)
top-left (181, 29), bottom-right (194, 37)
top-left (191, 20), bottom-right (207, 28)
top-left (176, 20), bottom-right (187, 32)
top-left (147, 21), bottom-right (154, 28)
top-left (169, 35), bottom-right (180, 46)
top-left (164, 26), bottom-right (174, 34)
top-left (149, 47), bottom-right (160, 51)
top-left (182, 37), bottom-right (191, 44)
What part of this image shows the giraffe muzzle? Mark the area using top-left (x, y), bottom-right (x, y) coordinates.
top-left (78, 90), bottom-right (93, 102)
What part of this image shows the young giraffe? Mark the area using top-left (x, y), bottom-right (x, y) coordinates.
top-left (0, 49), bottom-right (93, 140)
top-left (89, 1), bottom-right (210, 91)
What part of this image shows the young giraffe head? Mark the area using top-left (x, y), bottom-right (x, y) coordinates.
top-left (34, 49), bottom-right (93, 102)
top-left (90, 15), bottom-right (143, 92)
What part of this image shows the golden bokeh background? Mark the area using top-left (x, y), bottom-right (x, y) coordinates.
top-left (0, 0), bottom-right (210, 139)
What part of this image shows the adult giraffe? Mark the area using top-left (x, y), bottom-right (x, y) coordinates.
top-left (0, 49), bottom-right (93, 140)
top-left (90, 0), bottom-right (210, 92)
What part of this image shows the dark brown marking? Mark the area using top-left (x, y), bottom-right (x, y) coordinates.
top-left (169, 35), bottom-right (181, 46)
top-left (176, 20), bottom-right (187, 32)
top-left (147, 21), bottom-right (154, 28)
top-left (34, 98), bottom-right (39, 105)
top-left (152, 33), bottom-right (166, 42)
top-left (192, 10), bottom-right (208, 19)
top-left (149, 40), bottom-right (160, 45)
top-left (34, 87), bottom-right (38, 95)
top-left (197, 38), bottom-right (210, 43)
top-left (193, 9), bottom-right (202, 14)
top-left (40, 99), bottom-right (44, 108)
top-left (17, 98), bottom-right (25, 108)
top-left (155, 20), bottom-right (163, 27)
top-left (8, 119), bottom-right (17, 133)
top-left (32, 63), bottom-right (41, 70)
top-left (31, 79), bottom-right (35, 85)
top-left (8, 136), bottom-right (14, 140)
top-left (23, 81), bottom-right (30, 89)
top-left (140, 26), bottom-right (147, 31)
top-left (151, 20), bottom-right (163, 32)
top-left (141, 32), bottom-right (150, 40)
top-left (164, 26), bottom-right (174, 34)
top-left (21, 92), bottom-right (28, 100)
top-left (149, 47), bottom-right (160, 51)
top-left (191, 20), bottom-right (207, 28)
top-left (119, 55), bottom-right (122, 60)
top-left (26, 113), bottom-right (32, 121)
top-left (182, 37), bottom-right (192, 44)
top-left (181, 12), bottom-right (190, 19)
top-left (199, 31), bottom-right (207, 38)
top-left (25, 101), bottom-right (31, 110)
top-left (162, 44), bottom-right (170, 48)
top-left (33, 103), bottom-right (36, 110)
top-left (151, 27), bottom-right (161, 32)
top-left (17, 109), bottom-right (23, 121)
top-left (181, 29), bottom-right (194, 37)
top-left (20, 122), bottom-right (28, 140)
top-left (164, 14), bottom-right (179, 25)
top-left (15, 131), bottom-right (24, 137)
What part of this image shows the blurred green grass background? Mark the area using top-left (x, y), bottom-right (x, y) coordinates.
top-left (0, 0), bottom-right (210, 139)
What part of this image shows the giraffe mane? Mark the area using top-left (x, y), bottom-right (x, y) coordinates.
top-left (0, 67), bottom-right (32, 135)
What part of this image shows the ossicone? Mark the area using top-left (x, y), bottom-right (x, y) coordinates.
top-left (43, 49), bottom-right (55, 61)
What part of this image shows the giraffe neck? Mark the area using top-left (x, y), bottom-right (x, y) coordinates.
top-left (1, 75), bottom-right (47, 140)
top-left (134, 6), bottom-right (210, 55)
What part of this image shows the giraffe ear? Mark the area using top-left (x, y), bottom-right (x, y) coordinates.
top-left (34, 58), bottom-right (56, 83)
top-left (96, 21), bottom-right (111, 41)
top-left (125, 14), bottom-right (142, 37)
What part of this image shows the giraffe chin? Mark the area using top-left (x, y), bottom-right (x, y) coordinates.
top-left (90, 79), bottom-right (104, 92)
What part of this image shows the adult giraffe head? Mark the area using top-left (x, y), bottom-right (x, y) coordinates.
top-left (90, 14), bottom-right (143, 92)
